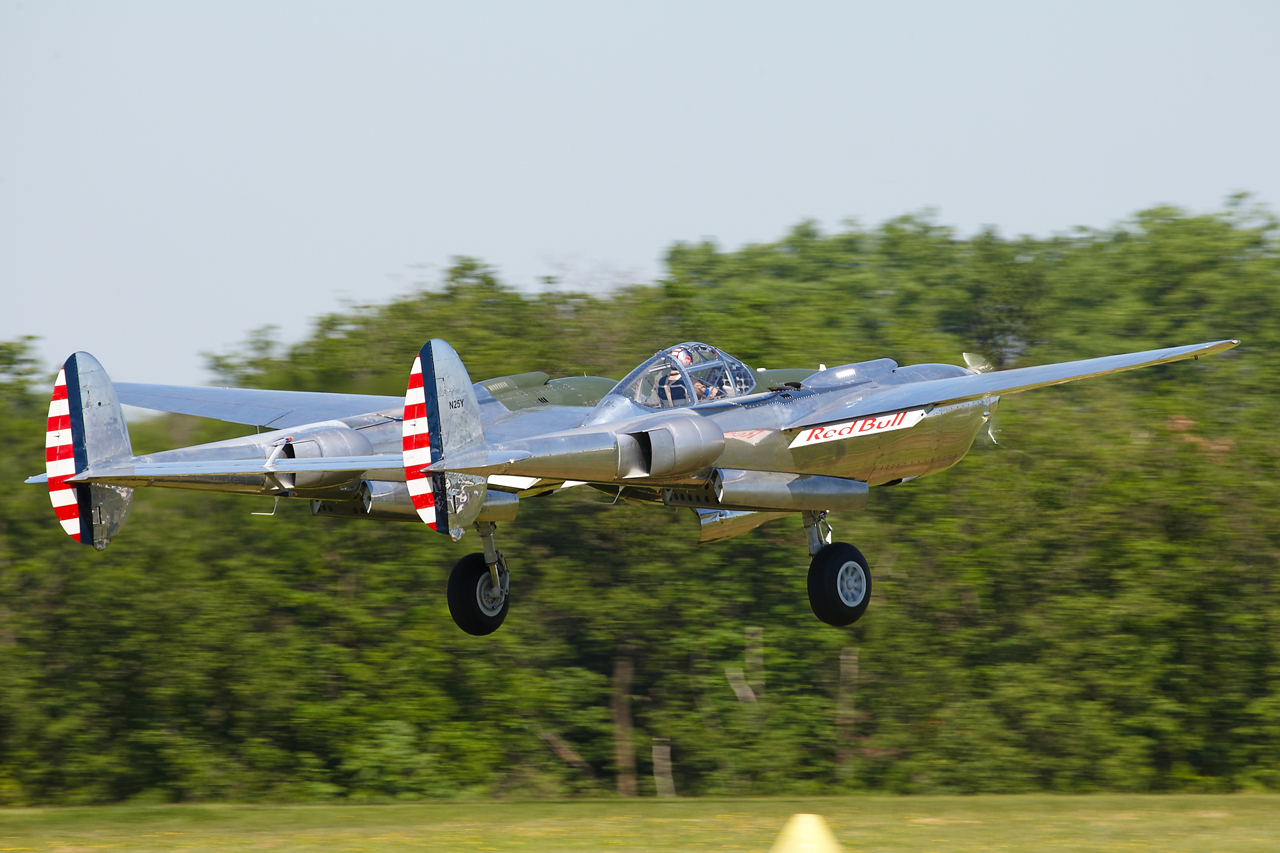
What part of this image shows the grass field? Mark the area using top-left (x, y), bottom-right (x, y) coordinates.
top-left (2, 794), bottom-right (1278, 852)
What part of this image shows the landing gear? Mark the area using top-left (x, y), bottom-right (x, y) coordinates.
top-left (446, 522), bottom-right (510, 635)
top-left (804, 511), bottom-right (872, 627)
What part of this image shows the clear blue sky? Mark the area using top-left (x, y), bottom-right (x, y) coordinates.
top-left (3, 1), bottom-right (1277, 385)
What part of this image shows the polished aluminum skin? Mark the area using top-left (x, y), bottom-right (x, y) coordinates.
top-left (29, 338), bottom-right (1239, 550)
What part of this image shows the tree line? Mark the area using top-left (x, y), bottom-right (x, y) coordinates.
top-left (0, 200), bottom-right (1277, 803)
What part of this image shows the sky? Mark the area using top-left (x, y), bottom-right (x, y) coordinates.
top-left (2, 1), bottom-right (1277, 386)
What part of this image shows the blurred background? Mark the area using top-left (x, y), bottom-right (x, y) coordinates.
top-left (1, 1), bottom-right (1279, 805)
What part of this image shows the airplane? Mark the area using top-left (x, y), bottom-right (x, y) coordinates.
top-left (28, 337), bottom-right (1238, 635)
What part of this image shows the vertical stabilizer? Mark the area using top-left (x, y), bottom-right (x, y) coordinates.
top-left (45, 352), bottom-right (135, 549)
top-left (402, 340), bottom-right (488, 540)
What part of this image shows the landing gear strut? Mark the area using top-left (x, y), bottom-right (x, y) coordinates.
top-left (446, 522), bottom-right (510, 635)
top-left (804, 511), bottom-right (872, 627)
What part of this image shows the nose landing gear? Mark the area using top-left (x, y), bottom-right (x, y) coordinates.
top-left (446, 521), bottom-right (510, 635)
top-left (804, 511), bottom-right (872, 627)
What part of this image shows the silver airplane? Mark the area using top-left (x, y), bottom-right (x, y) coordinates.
top-left (28, 338), bottom-right (1238, 635)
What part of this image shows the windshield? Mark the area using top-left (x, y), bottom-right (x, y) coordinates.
top-left (612, 343), bottom-right (756, 409)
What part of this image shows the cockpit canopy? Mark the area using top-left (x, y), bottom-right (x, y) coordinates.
top-left (612, 343), bottom-right (757, 409)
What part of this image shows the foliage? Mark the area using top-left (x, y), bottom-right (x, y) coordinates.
top-left (0, 203), bottom-right (1278, 803)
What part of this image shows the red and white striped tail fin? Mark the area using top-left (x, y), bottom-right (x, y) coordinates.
top-left (401, 340), bottom-right (489, 539)
top-left (40, 352), bottom-right (135, 549)
top-left (402, 354), bottom-right (438, 530)
top-left (46, 366), bottom-right (87, 541)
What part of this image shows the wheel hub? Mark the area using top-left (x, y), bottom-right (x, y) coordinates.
top-left (475, 570), bottom-right (507, 616)
top-left (836, 560), bottom-right (866, 607)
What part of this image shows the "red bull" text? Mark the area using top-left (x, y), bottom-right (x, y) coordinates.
top-left (788, 408), bottom-right (927, 448)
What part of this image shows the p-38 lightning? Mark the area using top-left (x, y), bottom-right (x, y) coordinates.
top-left (29, 338), bottom-right (1237, 635)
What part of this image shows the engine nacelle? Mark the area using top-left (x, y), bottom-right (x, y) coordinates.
top-left (495, 414), bottom-right (725, 482)
top-left (663, 468), bottom-right (869, 512)
top-left (623, 415), bottom-right (725, 478)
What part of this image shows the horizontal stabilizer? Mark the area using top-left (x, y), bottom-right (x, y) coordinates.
top-left (789, 339), bottom-right (1239, 430)
top-left (66, 454), bottom-right (404, 487)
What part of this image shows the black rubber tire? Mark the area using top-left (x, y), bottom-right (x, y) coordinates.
top-left (807, 542), bottom-right (872, 627)
top-left (447, 553), bottom-right (509, 636)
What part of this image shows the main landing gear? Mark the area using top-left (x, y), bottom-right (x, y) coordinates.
top-left (447, 521), bottom-right (510, 636)
top-left (804, 511), bottom-right (872, 627)
top-left (447, 514), bottom-right (869, 634)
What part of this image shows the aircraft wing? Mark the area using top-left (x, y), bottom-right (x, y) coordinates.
top-left (115, 373), bottom-right (619, 430)
top-left (115, 383), bottom-right (403, 429)
top-left (789, 339), bottom-right (1239, 430)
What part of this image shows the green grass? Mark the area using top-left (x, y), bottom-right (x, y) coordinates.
top-left (1, 795), bottom-right (1277, 852)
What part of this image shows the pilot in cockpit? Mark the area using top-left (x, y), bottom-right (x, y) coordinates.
top-left (656, 364), bottom-right (689, 405)
top-left (656, 354), bottom-right (691, 405)
top-left (658, 347), bottom-right (725, 404)
top-left (618, 342), bottom-right (754, 410)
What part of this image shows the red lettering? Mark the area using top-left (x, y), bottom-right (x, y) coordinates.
top-left (804, 428), bottom-right (825, 443)
top-left (839, 424), bottom-right (855, 436)
top-left (858, 418), bottom-right (877, 432)
top-left (893, 411), bottom-right (906, 426)
top-left (823, 428), bottom-right (837, 440)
